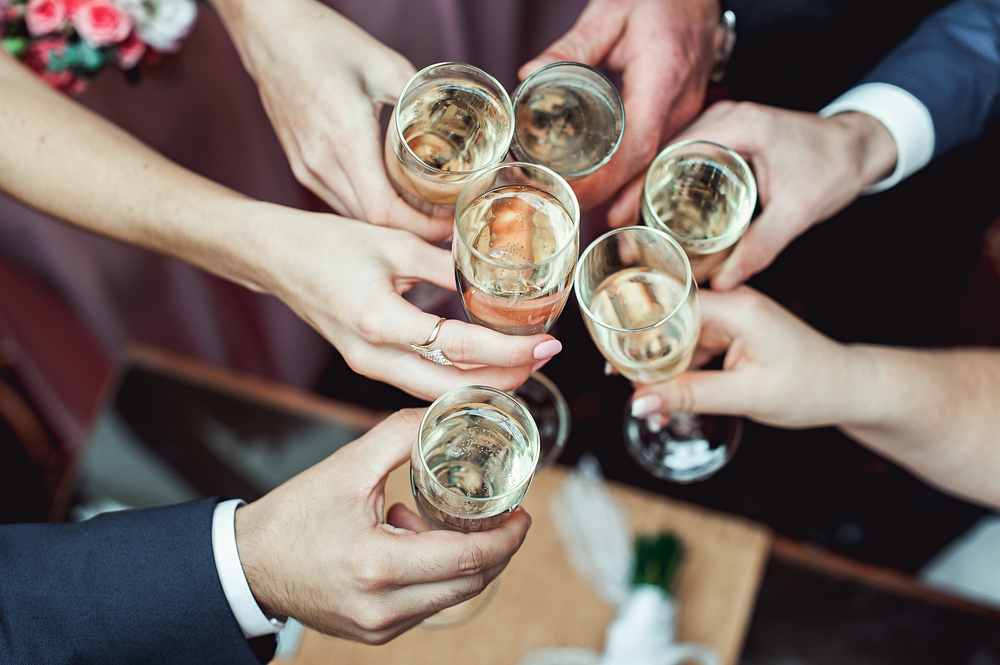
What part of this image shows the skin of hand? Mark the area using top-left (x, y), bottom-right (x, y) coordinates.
top-left (629, 287), bottom-right (1000, 511)
top-left (608, 101), bottom-right (899, 289)
top-left (520, 0), bottom-right (721, 212)
top-left (212, 0), bottom-right (452, 242)
top-left (235, 409), bottom-right (532, 644)
top-left (0, 52), bottom-right (562, 401)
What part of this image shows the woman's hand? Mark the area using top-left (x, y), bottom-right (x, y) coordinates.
top-left (213, 0), bottom-right (452, 241)
top-left (248, 208), bottom-right (562, 400)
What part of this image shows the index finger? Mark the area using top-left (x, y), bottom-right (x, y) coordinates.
top-left (384, 509), bottom-right (532, 585)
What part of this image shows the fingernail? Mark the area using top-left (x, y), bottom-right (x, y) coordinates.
top-left (646, 413), bottom-right (667, 433)
top-left (630, 393), bottom-right (663, 419)
top-left (531, 357), bottom-right (551, 373)
top-left (604, 361), bottom-right (614, 376)
top-left (521, 55), bottom-right (557, 77)
top-left (533, 339), bottom-right (562, 360)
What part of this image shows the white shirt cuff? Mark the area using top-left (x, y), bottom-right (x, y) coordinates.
top-left (212, 499), bottom-right (287, 638)
top-left (820, 82), bottom-right (935, 194)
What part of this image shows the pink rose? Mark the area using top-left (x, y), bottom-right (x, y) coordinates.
top-left (64, 0), bottom-right (86, 17)
top-left (115, 30), bottom-right (145, 69)
top-left (72, 0), bottom-right (131, 46)
top-left (25, 0), bottom-right (67, 37)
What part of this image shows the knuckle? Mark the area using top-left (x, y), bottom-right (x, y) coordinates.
top-left (355, 308), bottom-right (389, 345)
top-left (354, 605), bottom-right (397, 634)
top-left (446, 331), bottom-right (475, 363)
top-left (457, 541), bottom-right (488, 576)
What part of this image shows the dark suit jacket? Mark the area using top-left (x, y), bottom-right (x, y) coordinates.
top-left (859, 0), bottom-right (1000, 159)
top-left (0, 498), bottom-right (275, 664)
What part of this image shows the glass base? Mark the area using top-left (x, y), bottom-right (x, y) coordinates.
top-left (513, 373), bottom-right (570, 471)
top-left (421, 577), bottom-right (500, 629)
top-left (623, 409), bottom-right (741, 483)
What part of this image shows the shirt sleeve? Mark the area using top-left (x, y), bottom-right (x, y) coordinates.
top-left (212, 499), bottom-right (288, 639)
top-left (820, 82), bottom-right (935, 194)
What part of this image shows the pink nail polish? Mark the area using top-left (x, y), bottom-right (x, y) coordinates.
top-left (531, 358), bottom-right (551, 373)
top-left (532, 339), bottom-right (562, 360)
top-left (630, 393), bottom-right (663, 419)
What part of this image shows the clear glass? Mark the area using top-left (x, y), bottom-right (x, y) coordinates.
top-left (575, 227), bottom-right (738, 483)
top-left (641, 140), bottom-right (757, 284)
top-left (454, 162), bottom-right (580, 336)
top-left (385, 62), bottom-right (515, 218)
top-left (410, 385), bottom-right (540, 533)
top-left (510, 62), bottom-right (625, 179)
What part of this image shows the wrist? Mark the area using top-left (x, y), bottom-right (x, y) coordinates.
top-left (825, 112), bottom-right (898, 192)
top-left (234, 501), bottom-right (284, 620)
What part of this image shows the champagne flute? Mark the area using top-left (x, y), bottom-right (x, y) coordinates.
top-left (575, 227), bottom-right (739, 483)
top-left (454, 162), bottom-right (580, 469)
top-left (384, 62), bottom-right (514, 219)
top-left (410, 385), bottom-right (539, 626)
top-left (510, 62), bottom-right (625, 179)
top-left (641, 140), bottom-right (756, 284)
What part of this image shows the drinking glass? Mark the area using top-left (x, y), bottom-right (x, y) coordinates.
top-left (410, 385), bottom-right (539, 626)
top-left (641, 140), bottom-right (756, 284)
top-left (510, 62), bottom-right (625, 179)
top-left (575, 227), bottom-right (739, 483)
top-left (454, 162), bottom-right (580, 468)
top-left (385, 62), bottom-right (515, 219)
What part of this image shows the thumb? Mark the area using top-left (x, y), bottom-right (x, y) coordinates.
top-left (519, 2), bottom-right (626, 78)
top-left (351, 409), bottom-right (426, 481)
top-left (711, 203), bottom-right (805, 290)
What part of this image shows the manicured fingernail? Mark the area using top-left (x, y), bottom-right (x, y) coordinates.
top-left (631, 393), bottom-right (663, 419)
top-left (531, 357), bottom-right (551, 373)
top-left (522, 55), bottom-right (557, 77)
top-left (646, 413), bottom-right (667, 433)
top-left (604, 361), bottom-right (614, 376)
top-left (533, 339), bottom-right (562, 360)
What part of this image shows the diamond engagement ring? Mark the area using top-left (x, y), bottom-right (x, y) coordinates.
top-left (411, 317), bottom-right (454, 366)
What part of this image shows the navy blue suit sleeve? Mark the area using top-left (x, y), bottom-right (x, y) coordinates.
top-left (0, 498), bottom-right (273, 664)
top-left (859, 0), bottom-right (1000, 159)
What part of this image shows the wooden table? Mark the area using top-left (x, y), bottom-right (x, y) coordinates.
top-left (278, 464), bottom-right (772, 665)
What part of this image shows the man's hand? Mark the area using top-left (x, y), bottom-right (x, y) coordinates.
top-left (610, 101), bottom-right (898, 289)
top-left (235, 410), bottom-right (532, 644)
top-left (213, 0), bottom-right (452, 241)
top-left (521, 0), bottom-right (721, 212)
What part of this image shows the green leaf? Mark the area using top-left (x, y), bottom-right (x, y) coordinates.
top-left (1, 37), bottom-right (28, 58)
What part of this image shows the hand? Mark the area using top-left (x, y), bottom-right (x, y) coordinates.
top-left (521, 0), bottom-right (721, 212)
top-left (629, 287), bottom-right (872, 429)
top-left (235, 409), bottom-right (532, 644)
top-left (213, 0), bottom-right (452, 241)
top-left (611, 101), bottom-right (898, 289)
top-left (253, 209), bottom-right (562, 400)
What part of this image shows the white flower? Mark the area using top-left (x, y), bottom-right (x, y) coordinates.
top-left (116, 0), bottom-right (197, 52)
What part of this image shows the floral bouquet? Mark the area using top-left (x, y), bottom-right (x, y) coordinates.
top-left (0, 0), bottom-right (197, 94)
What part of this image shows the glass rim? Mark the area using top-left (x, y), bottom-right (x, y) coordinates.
top-left (642, 139), bottom-right (758, 250)
top-left (416, 384), bottom-right (540, 504)
top-left (454, 161), bottom-right (581, 270)
top-left (393, 61), bottom-right (515, 177)
top-left (510, 61), bottom-right (625, 178)
top-left (573, 225), bottom-right (694, 334)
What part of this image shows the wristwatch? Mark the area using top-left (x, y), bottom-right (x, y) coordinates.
top-left (711, 9), bottom-right (737, 83)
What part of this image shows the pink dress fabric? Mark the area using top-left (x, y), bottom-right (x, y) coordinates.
top-left (0, 1), bottom-right (586, 394)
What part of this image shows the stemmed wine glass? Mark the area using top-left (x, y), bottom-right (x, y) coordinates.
top-left (510, 61), bottom-right (625, 180)
top-left (453, 162), bottom-right (580, 470)
top-left (410, 385), bottom-right (539, 627)
top-left (575, 226), bottom-right (739, 483)
top-left (384, 62), bottom-right (515, 219)
top-left (630, 140), bottom-right (757, 482)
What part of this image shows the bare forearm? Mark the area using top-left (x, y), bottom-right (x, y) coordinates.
top-left (841, 345), bottom-right (1000, 510)
top-left (0, 53), bottom-right (283, 293)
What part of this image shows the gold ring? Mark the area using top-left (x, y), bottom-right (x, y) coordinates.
top-left (410, 317), bottom-right (454, 366)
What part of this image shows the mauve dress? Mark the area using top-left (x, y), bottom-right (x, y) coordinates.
top-left (0, 1), bottom-right (587, 394)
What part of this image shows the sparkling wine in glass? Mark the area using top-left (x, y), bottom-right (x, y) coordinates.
top-left (454, 162), bottom-right (579, 468)
top-left (576, 226), bottom-right (739, 483)
top-left (510, 62), bottom-right (624, 179)
top-left (385, 62), bottom-right (514, 218)
top-left (411, 385), bottom-right (539, 533)
top-left (641, 140), bottom-right (756, 284)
